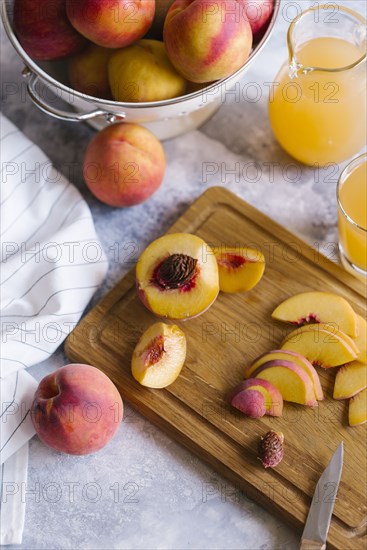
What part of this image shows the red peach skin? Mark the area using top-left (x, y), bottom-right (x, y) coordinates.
top-left (163, 0), bottom-right (253, 83)
top-left (31, 364), bottom-right (123, 455)
top-left (14, 0), bottom-right (86, 61)
top-left (83, 123), bottom-right (166, 207)
top-left (66, 0), bottom-right (155, 48)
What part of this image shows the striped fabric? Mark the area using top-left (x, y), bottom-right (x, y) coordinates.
top-left (0, 114), bottom-right (108, 544)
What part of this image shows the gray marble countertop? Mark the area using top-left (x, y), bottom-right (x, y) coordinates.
top-left (1, 1), bottom-right (365, 548)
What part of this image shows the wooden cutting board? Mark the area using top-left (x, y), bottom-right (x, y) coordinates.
top-left (65, 187), bottom-right (367, 549)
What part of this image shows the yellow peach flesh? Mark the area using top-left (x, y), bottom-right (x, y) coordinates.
top-left (334, 361), bottom-right (367, 400)
top-left (254, 363), bottom-right (317, 406)
top-left (281, 327), bottom-right (357, 367)
top-left (353, 315), bottom-right (367, 363)
top-left (136, 233), bottom-right (219, 320)
top-left (283, 323), bottom-right (359, 355)
top-left (131, 322), bottom-right (186, 388)
top-left (246, 349), bottom-right (323, 401)
top-left (272, 292), bottom-right (359, 337)
top-left (213, 246), bottom-right (265, 293)
top-left (349, 387), bottom-right (367, 426)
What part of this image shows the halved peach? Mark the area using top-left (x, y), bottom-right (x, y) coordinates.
top-left (281, 326), bottom-right (357, 368)
top-left (283, 323), bottom-right (360, 355)
top-left (354, 315), bottom-right (367, 363)
top-left (229, 378), bottom-right (283, 418)
top-left (245, 349), bottom-right (323, 401)
top-left (212, 246), bottom-right (265, 293)
top-left (272, 292), bottom-right (359, 337)
top-left (136, 233), bottom-right (219, 320)
top-left (333, 361), bottom-right (367, 400)
top-left (349, 387), bottom-right (367, 426)
top-left (131, 322), bottom-right (186, 388)
top-left (253, 360), bottom-right (318, 407)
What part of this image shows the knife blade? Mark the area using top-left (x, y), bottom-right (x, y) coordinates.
top-left (300, 442), bottom-right (344, 550)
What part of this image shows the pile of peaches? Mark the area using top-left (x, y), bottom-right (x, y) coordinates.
top-left (133, 233), bottom-right (367, 428)
top-left (14, 0), bottom-right (274, 102)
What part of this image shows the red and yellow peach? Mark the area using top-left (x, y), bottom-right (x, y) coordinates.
top-left (83, 123), bottom-right (166, 207)
top-left (163, 0), bottom-right (253, 83)
top-left (66, 0), bottom-right (155, 48)
top-left (31, 364), bottom-right (123, 455)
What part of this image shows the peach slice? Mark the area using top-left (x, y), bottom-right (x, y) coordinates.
top-left (229, 378), bottom-right (283, 418)
top-left (333, 361), bottom-right (367, 400)
top-left (136, 233), bottom-right (219, 320)
top-left (349, 387), bottom-right (367, 426)
top-left (283, 323), bottom-right (360, 356)
top-left (281, 326), bottom-right (357, 368)
top-left (212, 246), bottom-right (265, 293)
top-left (245, 349), bottom-right (324, 401)
top-left (353, 315), bottom-right (367, 363)
top-left (272, 292), bottom-right (359, 337)
top-left (131, 322), bottom-right (186, 388)
top-left (253, 360), bottom-right (318, 406)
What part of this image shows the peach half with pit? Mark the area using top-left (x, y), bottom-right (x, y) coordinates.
top-left (245, 349), bottom-right (323, 401)
top-left (252, 360), bottom-right (318, 407)
top-left (31, 364), bottom-right (123, 455)
top-left (229, 378), bottom-right (283, 418)
top-left (281, 326), bottom-right (357, 368)
top-left (349, 387), bottom-right (367, 426)
top-left (136, 233), bottom-right (219, 320)
top-left (272, 291), bottom-right (359, 337)
top-left (333, 361), bottom-right (367, 400)
top-left (131, 322), bottom-right (186, 388)
top-left (212, 246), bottom-right (265, 293)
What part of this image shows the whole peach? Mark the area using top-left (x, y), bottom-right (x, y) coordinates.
top-left (108, 40), bottom-right (187, 102)
top-left (238, 0), bottom-right (274, 40)
top-left (83, 123), bottom-right (166, 207)
top-left (66, 0), bottom-right (155, 48)
top-left (31, 364), bottom-right (123, 455)
top-left (68, 43), bottom-right (114, 99)
top-left (163, 0), bottom-right (253, 83)
top-left (13, 0), bottom-right (86, 61)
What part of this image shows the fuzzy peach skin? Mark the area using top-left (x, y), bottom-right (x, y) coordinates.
top-left (66, 0), bottom-right (155, 48)
top-left (237, 0), bottom-right (274, 40)
top-left (109, 40), bottom-right (187, 102)
top-left (163, 0), bottom-right (253, 83)
top-left (31, 364), bottom-right (123, 455)
top-left (246, 349), bottom-right (324, 401)
top-left (253, 360), bottom-right (318, 407)
top-left (68, 43), bottom-right (114, 99)
top-left (13, 0), bottom-right (86, 61)
top-left (229, 378), bottom-right (283, 417)
top-left (83, 123), bottom-right (166, 207)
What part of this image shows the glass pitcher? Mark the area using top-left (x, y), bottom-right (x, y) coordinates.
top-left (269, 4), bottom-right (366, 166)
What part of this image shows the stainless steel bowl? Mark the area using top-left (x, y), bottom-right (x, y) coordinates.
top-left (1, 0), bottom-right (280, 139)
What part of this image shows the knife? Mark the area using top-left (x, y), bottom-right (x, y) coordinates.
top-left (300, 442), bottom-right (344, 550)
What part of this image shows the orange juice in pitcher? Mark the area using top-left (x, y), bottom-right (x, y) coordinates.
top-left (269, 5), bottom-right (367, 166)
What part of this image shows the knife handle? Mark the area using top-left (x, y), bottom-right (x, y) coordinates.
top-left (300, 539), bottom-right (326, 550)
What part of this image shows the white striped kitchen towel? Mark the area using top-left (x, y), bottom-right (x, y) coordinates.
top-left (0, 113), bottom-right (108, 544)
